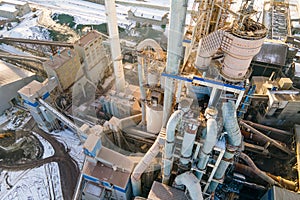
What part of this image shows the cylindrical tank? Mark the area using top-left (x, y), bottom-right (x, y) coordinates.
top-left (146, 104), bottom-right (163, 134)
top-left (221, 32), bottom-right (265, 80)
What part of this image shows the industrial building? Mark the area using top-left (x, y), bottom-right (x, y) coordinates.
top-left (0, 60), bottom-right (35, 115)
top-left (0, 0), bottom-right (31, 19)
top-left (1, 0), bottom-right (300, 200)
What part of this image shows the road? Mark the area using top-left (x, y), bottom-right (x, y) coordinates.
top-left (0, 118), bottom-right (80, 200)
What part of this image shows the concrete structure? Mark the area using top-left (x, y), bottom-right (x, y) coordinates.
top-left (0, 0), bottom-right (31, 19)
top-left (72, 30), bottom-right (112, 99)
top-left (0, 60), bottom-right (35, 115)
top-left (43, 49), bottom-right (82, 91)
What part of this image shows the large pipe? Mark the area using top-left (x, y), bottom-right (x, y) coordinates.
top-left (162, 0), bottom-right (188, 128)
top-left (163, 110), bottom-right (184, 184)
top-left (197, 107), bottom-right (218, 180)
top-left (208, 101), bottom-right (242, 192)
top-left (239, 153), bottom-right (279, 186)
top-left (131, 134), bottom-right (162, 196)
top-left (240, 121), bottom-right (292, 155)
top-left (175, 171), bottom-right (203, 200)
top-left (241, 120), bottom-right (293, 136)
top-left (104, 0), bottom-right (126, 93)
top-left (180, 122), bottom-right (198, 165)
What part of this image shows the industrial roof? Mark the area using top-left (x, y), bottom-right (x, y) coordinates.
top-left (0, 60), bottom-right (35, 87)
top-left (0, 3), bottom-right (17, 12)
top-left (43, 49), bottom-right (76, 69)
top-left (75, 30), bottom-right (101, 47)
top-left (82, 160), bottom-right (131, 189)
top-left (148, 181), bottom-right (188, 200)
top-left (17, 80), bottom-right (43, 98)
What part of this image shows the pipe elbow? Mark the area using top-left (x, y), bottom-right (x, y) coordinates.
top-left (222, 101), bottom-right (242, 147)
top-left (175, 172), bottom-right (203, 200)
top-left (166, 110), bottom-right (184, 142)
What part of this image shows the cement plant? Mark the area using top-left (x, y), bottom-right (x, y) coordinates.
top-left (0, 0), bottom-right (300, 200)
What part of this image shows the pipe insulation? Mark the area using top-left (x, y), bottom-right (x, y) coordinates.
top-left (208, 101), bottom-right (242, 192)
top-left (104, 0), bottom-right (125, 93)
top-left (131, 136), bottom-right (161, 196)
top-left (163, 110), bottom-right (184, 184)
top-left (162, 0), bottom-right (188, 128)
top-left (180, 123), bottom-right (198, 165)
top-left (197, 118), bottom-right (218, 180)
top-left (175, 171), bottom-right (203, 200)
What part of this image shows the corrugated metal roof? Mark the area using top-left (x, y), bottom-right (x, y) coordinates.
top-left (0, 60), bottom-right (35, 87)
top-left (148, 181), bottom-right (188, 200)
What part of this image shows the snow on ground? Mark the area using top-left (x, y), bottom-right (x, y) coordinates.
top-left (32, 132), bottom-right (55, 158)
top-left (0, 162), bottom-right (63, 200)
top-left (49, 128), bottom-right (85, 168)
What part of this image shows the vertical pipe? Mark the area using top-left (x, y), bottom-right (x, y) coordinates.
top-left (180, 123), bottom-right (198, 165)
top-left (208, 101), bottom-right (242, 192)
top-left (162, 0), bottom-right (188, 127)
top-left (163, 110), bottom-right (184, 184)
top-left (138, 58), bottom-right (147, 125)
top-left (104, 0), bottom-right (125, 93)
top-left (196, 118), bottom-right (218, 179)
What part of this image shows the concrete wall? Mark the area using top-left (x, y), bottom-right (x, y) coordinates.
top-left (0, 75), bottom-right (36, 115)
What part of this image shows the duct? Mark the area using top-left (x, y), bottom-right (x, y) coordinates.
top-left (137, 39), bottom-right (164, 125)
top-left (239, 121), bottom-right (292, 155)
top-left (242, 120), bottom-right (293, 136)
top-left (239, 153), bottom-right (280, 187)
top-left (104, 0), bottom-right (125, 93)
top-left (163, 110), bottom-right (184, 184)
top-left (196, 107), bottom-right (218, 180)
top-left (266, 173), bottom-right (297, 191)
top-left (175, 171), bottom-right (203, 200)
top-left (195, 30), bottom-right (225, 71)
top-left (131, 134), bottom-right (162, 196)
top-left (162, 0), bottom-right (188, 128)
top-left (208, 101), bottom-right (242, 192)
top-left (180, 121), bottom-right (198, 165)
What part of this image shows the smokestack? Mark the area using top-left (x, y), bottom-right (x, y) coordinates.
top-left (104, 0), bottom-right (126, 93)
top-left (162, 0), bottom-right (188, 127)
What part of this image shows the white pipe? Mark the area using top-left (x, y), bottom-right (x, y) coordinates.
top-left (163, 110), bottom-right (184, 184)
top-left (162, 0), bottom-right (188, 127)
top-left (180, 123), bottom-right (197, 165)
top-left (175, 171), bottom-right (203, 200)
top-left (131, 134), bottom-right (162, 196)
top-left (104, 0), bottom-right (125, 93)
top-left (208, 101), bottom-right (242, 192)
top-left (196, 118), bottom-right (218, 179)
